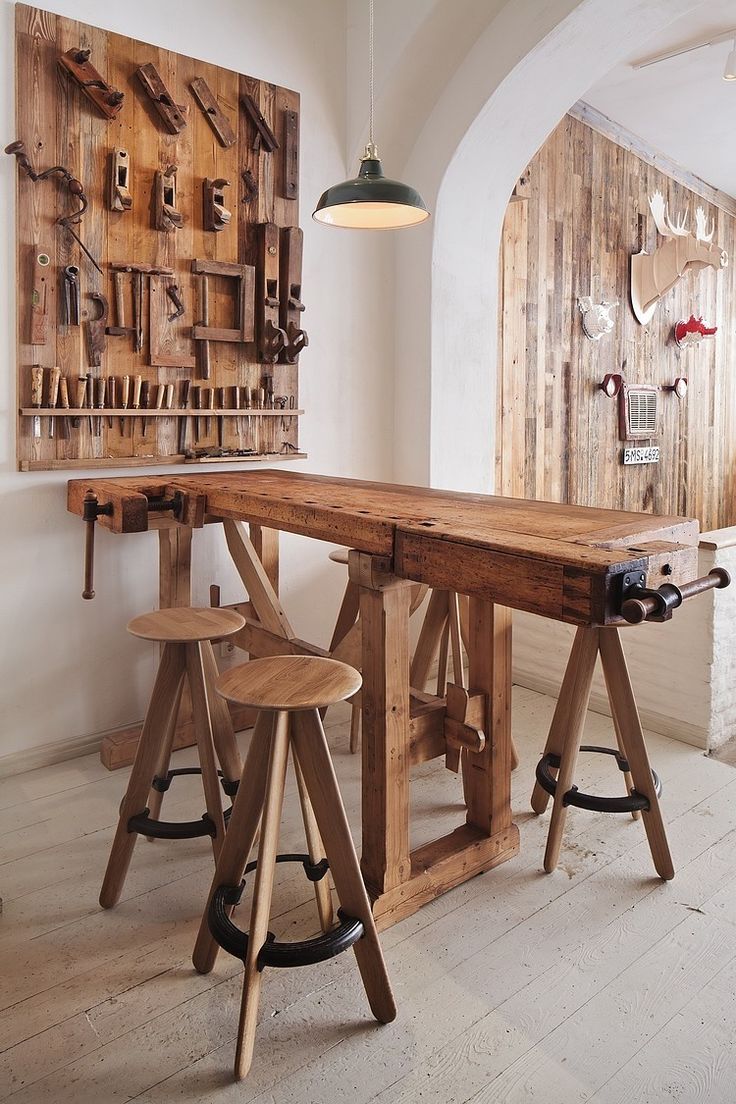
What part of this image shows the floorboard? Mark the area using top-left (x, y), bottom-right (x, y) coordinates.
top-left (2, 687), bottom-right (735, 1102)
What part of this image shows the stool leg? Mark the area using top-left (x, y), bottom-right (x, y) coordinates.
top-left (292, 750), bottom-right (334, 932)
top-left (291, 709), bottom-right (397, 1026)
top-left (192, 711), bottom-right (274, 974)
top-left (531, 626), bottom-right (592, 815)
top-left (201, 640), bottom-right (243, 786)
top-left (234, 710), bottom-right (291, 1081)
top-left (543, 628), bottom-right (599, 874)
top-left (100, 644), bottom-right (186, 908)
top-left (186, 643), bottom-right (227, 859)
top-left (144, 672), bottom-right (185, 839)
top-left (599, 630), bottom-right (674, 880)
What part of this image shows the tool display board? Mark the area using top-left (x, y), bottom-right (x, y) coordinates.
top-left (12, 4), bottom-right (307, 471)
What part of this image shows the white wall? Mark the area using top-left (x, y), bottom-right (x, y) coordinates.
top-left (0, 0), bottom-right (396, 769)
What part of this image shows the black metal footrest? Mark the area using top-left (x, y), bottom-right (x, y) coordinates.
top-left (208, 853), bottom-right (364, 970)
top-left (126, 767), bottom-right (239, 840)
top-left (535, 745), bottom-right (661, 814)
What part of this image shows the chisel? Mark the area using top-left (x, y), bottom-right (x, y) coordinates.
top-left (47, 366), bottom-right (60, 438)
top-left (154, 383), bottom-right (165, 442)
top-left (86, 373), bottom-right (94, 435)
top-left (178, 379), bottom-right (191, 454)
top-left (120, 374), bottom-right (130, 435)
top-left (165, 383), bottom-right (175, 426)
top-left (73, 376), bottom-right (87, 429)
top-left (140, 380), bottom-right (150, 437)
top-left (232, 384), bottom-right (241, 445)
top-left (131, 374), bottom-right (142, 436)
top-left (256, 386), bottom-right (265, 454)
top-left (58, 374), bottom-right (71, 440)
top-left (30, 364), bottom-right (43, 438)
top-left (106, 376), bottom-right (115, 429)
top-left (243, 385), bottom-right (252, 451)
top-left (217, 386), bottom-right (226, 449)
top-left (95, 375), bottom-right (106, 436)
top-left (205, 387), bottom-right (214, 438)
top-left (192, 384), bottom-right (201, 443)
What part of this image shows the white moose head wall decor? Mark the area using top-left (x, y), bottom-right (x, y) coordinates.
top-left (630, 191), bottom-right (728, 325)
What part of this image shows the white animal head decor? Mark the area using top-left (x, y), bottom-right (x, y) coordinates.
top-left (578, 296), bottom-right (618, 340)
top-left (631, 191), bottom-right (728, 325)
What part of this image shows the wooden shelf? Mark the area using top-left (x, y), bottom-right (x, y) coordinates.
top-left (18, 451), bottom-right (308, 472)
top-left (19, 408), bottom-right (304, 417)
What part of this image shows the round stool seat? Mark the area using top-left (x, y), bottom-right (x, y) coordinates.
top-left (127, 607), bottom-right (245, 644)
top-left (216, 655), bottom-right (361, 711)
top-left (328, 548), bottom-right (350, 566)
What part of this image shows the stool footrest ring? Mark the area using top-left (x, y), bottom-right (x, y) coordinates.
top-left (535, 745), bottom-right (661, 814)
top-left (208, 854), bottom-right (363, 970)
top-left (127, 768), bottom-right (239, 839)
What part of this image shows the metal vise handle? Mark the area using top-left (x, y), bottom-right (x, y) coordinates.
top-left (621, 567), bottom-right (730, 625)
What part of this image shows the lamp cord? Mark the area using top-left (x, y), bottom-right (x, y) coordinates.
top-left (369, 0), bottom-right (374, 148)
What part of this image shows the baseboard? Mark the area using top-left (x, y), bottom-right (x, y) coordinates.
top-left (512, 669), bottom-right (709, 751)
top-left (0, 728), bottom-right (108, 779)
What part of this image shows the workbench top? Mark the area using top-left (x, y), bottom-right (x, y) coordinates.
top-left (68, 469), bottom-right (700, 624)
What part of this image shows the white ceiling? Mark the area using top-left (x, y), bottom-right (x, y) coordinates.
top-left (584, 0), bottom-right (736, 197)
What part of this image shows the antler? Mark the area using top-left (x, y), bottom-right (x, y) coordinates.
top-left (695, 206), bottom-right (715, 243)
top-left (649, 191), bottom-right (689, 238)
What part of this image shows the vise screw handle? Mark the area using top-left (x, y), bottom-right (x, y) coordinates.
top-left (621, 567), bottom-right (730, 625)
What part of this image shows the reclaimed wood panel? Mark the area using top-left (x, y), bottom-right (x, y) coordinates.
top-left (497, 113), bottom-right (736, 531)
top-left (13, 4), bottom-right (303, 470)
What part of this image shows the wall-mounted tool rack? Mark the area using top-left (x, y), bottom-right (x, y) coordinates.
top-left (11, 4), bottom-right (307, 471)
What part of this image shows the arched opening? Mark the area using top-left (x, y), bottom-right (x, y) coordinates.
top-left (389, 0), bottom-right (702, 490)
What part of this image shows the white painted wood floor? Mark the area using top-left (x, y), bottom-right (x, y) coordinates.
top-left (2, 686), bottom-right (736, 1103)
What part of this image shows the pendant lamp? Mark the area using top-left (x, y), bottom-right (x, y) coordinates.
top-left (313, 0), bottom-right (429, 230)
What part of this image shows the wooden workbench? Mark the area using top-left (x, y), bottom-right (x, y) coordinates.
top-left (68, 470), bottom-right (699, 927)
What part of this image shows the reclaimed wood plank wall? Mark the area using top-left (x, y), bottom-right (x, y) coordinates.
top-left (497, 113), bottom-right (736, 531)
top-left (13, 4), bottom-right (303, 471)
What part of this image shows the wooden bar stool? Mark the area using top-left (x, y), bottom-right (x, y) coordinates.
top-left (192, 654), bottom-right (397, 1081)
top-left (99, 606), bottom-right (246, 909)
top-left (531, 625), bottom-right (673, 880)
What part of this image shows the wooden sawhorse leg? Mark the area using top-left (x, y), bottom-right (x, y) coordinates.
top-left (533, 626), bottom-right (674, 881)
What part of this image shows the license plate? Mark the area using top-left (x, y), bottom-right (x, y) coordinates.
top-left (622, 445), bottom-right (659, 465)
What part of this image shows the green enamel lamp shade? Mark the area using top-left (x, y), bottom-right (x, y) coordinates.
top-left (313, 151), bottom-right (430, 230)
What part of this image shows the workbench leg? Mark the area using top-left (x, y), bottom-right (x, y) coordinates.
top-left (463, 600), bottom-right (513, 836)
top-left (351, 553), bottom-right (412, 899)
top-left (249, 524), bottom-right (280, 594)
top-left (99, 525), bottom-right (192, 771)
top-left (159, 527), bottom-right (193, 609)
